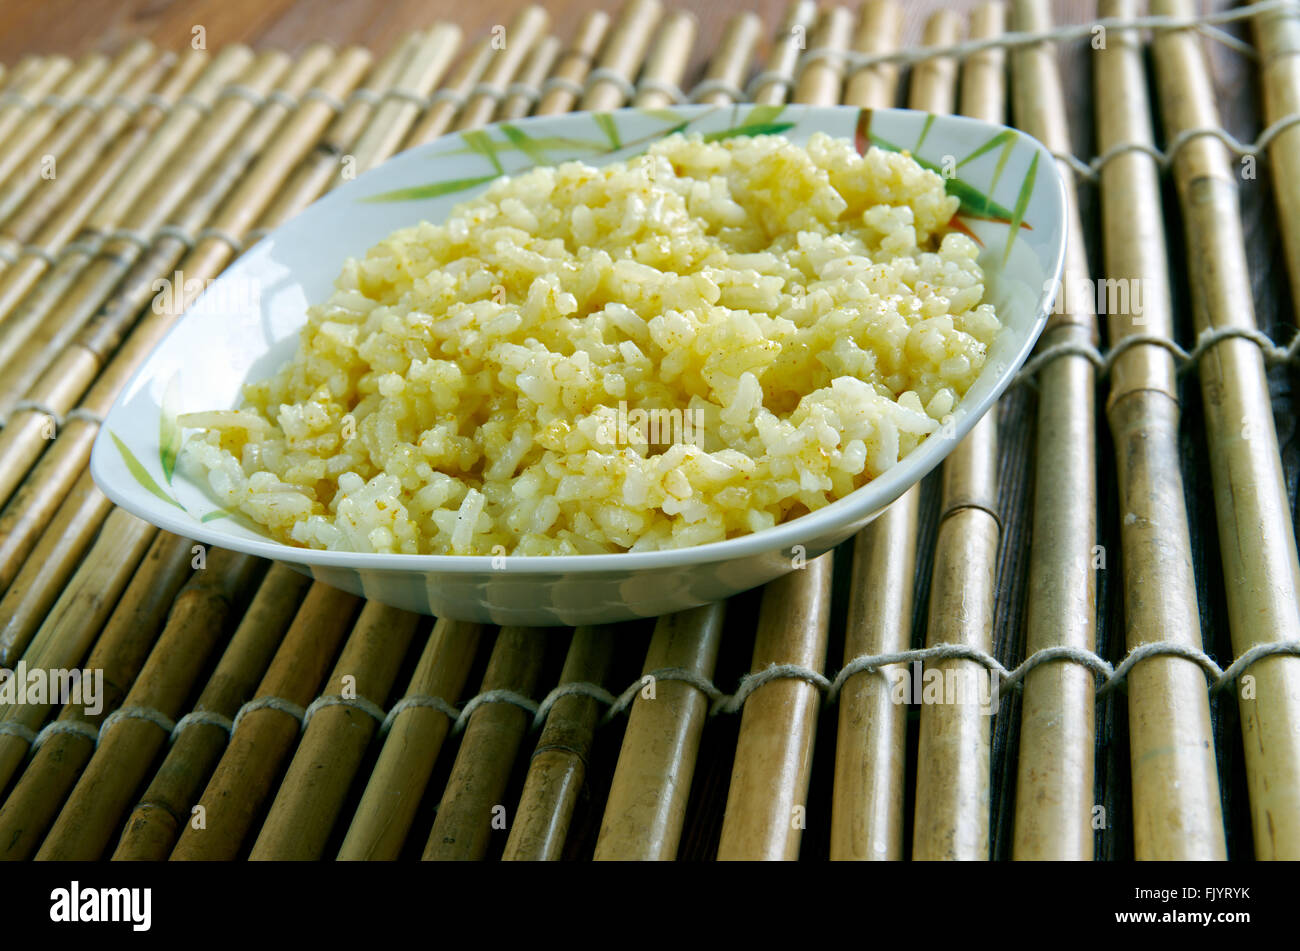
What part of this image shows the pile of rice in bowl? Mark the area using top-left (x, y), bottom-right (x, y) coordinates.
top-left (181, 131), bottom-right (1000, 556)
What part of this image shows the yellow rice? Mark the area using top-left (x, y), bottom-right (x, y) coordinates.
top-left (181, 131), bottom-right (999, 555)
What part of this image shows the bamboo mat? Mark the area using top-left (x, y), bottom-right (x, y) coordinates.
top-left (0, 0), bottom-right (1297, 862)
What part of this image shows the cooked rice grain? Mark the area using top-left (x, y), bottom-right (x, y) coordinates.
top-left (182, 132), bottom-right (1000, 555)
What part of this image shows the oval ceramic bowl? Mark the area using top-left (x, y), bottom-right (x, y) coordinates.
top-left (90, 104), bottom-right (1067, 625)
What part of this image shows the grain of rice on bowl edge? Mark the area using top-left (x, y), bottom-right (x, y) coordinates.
top-left (180, 132), bottom-right (1001, 556)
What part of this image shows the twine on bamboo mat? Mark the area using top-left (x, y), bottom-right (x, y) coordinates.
top-left (793, 0), bottom-right (1299, 83)
top-left (743, 71), bottom-right (793, 101)
top-left (1053, 109), bottom-right (1300, 182)
top-left (630, 77), bottom-right (749, 105)
top-left (0, 216), bottom-right (245, 285)
top-left (0, 91), bottom-right (147, 114)
top-left (367, 634), bottom-right (1300, 730)
top-left (503, 82), bottom-right (540, 107)
top-left (0, 80), bottom-right (393, 118)
top-left (100, 704), bottom-right (176, 735)
top-left (583, 67), bottom-right (637, 101)
top-left (0, 401), bottom-right (102, 429)
top-left (825, 640), bottom-right (1300, 699)
top-left (0, 68), bottom-right (695, 137)
top-left (1013, 324), bottom-right (1300, 390)
top-left (0, 66), bottom-right (690, 121)
top-left (1, 0), bottom-right (1275, 128)
top-left (0, 1), bottom-right (1284, 137)
top-left (170, 709), bottom-right (237, 737)
top-left (0, 704), bottom-right (174, 751)
top-left (3, 636), bottom-right (1296, 757)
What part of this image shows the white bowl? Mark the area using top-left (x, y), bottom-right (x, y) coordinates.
top-left (90, 104), bottom-right (1067, 625)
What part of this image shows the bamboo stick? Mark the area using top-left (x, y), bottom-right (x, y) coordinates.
top-left (913, 487), bottom-right (1000, 860)
top-left (113, 563), bottom-right (310, 861)
top-left (1254, 0), bottom-right (1300, 326)
top-left (912, 4), bottom-right (1003, 864)
top-left (0, 507), bottom-right (155, 795)
top-left (832, 499), bottom-right (918, 861)
top-left (0, 57), bottom-right (71, 147)
top-left (693, 12), bottom-right (761, 107)
top-left (0, 41), bottom-right (154, 228)
top-left (2, 38), bottom-right (408, 639)
top-left (1, 50), bottom-right (393, 781)
top-left (37, 550), bottom-right (260, 860)
top-left (631, 11), bottom-right (696, 109)
top-left (0, 50), bottom-right (193, 323)
top-left (403, 34), bottom-right (491, 148)
top-left (504, 625), bottom-right (619, 861)
top-left (906, 11), bottom-right (959, 115)
top-left (0, 50), bottom-right (188, 315)
top-left (337, 619), bottom-right (482, 860)
top-left (844, 0), bottom-right (902, 107)
top-left (0, 47), bottom-right (359, 607)
top-left (249, 603), bottom-right (422, 860)
top-left (716, 558), bottom-right (834, 860)
top-left (155, 45), bottom-right (373, 306)
top-left (498, 35), bottom-right (560, 120)
top-left (1, 57), bottom-right (43, 87)
top-left (0, 61), bottom-right (22, 116)
top-left (579, 0), bottom-right (662, 111)
top-left (26, 37), bottom-right (442, 609)
top-left (1096, 0), bottom-right (1226, 860)
top-left (0, 52), bottom-right (108, 193)
top-left (1152, 0), bottom-right (1300, 860)
top-left (41, 40), bottom-right (398, 860)
top-left (0, 56), bottom-right (41, 103)
top-left (239, 33), bottom-right (417, 253)
top-left (0, 469), bottom-right (112, 643)
top-left (0, 532), bottom-right (193, 860)
top-left (792, 5), bottom-right (851, 105)
top-left (352, 25), bottom-right (463, 167)
top-left (752, 1), bottom-right (818, 107)
top-left (534, 11), bottom-right (609, 116)
top-left (3, 38), bottom-right (379, 852)
top-left (0, 49), bottom-right (337, 662)
top-left (169, 583), bottom-right (361, 860)
top-left (71, 47), bottom-right (247, 235)
top-left (1, 55), bottom-right (62, 88)
top-left (0, 48), bottom-right (291, 418)
top-left (829, 0), bottom-right (912, 863)
top-left (0, 46), bottom-right (254, 462)
top-left (423, 627), bottom-right (550, 860)
top-left (1009, 0), bottom-right (1099, 861)
top-left (455, 7), bottom-right (549, 130)
top-left (70, 46), bottom-right (333, 345)
top-left (593, 604), bottom-right (725, 860)
top-left (712, 5), bottom-right (847, 863)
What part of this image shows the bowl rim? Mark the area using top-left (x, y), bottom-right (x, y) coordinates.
top-left (91, 103), bottom-right (1068, 576)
